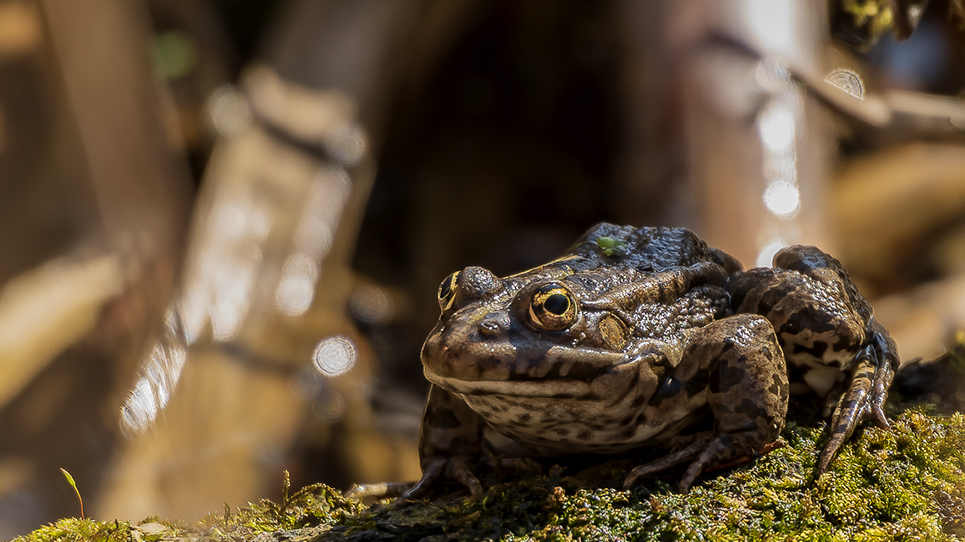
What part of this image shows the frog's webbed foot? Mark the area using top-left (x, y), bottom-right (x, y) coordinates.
top-left (397, 455), bottom-right (483, 504)
top-left (817, 320), bottom-right (899, 476)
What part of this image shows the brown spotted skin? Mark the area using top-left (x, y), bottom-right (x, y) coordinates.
top-left (402, 224), bottom-right (898, 500)
top-left (623, 314), bottom-right (788, 491)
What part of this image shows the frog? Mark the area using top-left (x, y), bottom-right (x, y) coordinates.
top-left (400, 223), bottom-right (899, 499)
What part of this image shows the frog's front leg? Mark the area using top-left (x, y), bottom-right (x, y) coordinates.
top-left (623, 314), bottom-right (789, 492)
top-left (729, 245), bottom-right (900, 475)
top-left (401, 384), bottom-right (485, 501)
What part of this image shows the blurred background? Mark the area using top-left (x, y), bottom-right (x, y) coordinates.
top-left (0, 0), bottom-right (963, 536)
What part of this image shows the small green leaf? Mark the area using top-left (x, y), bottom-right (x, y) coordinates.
top-left (60, 468), bottom-right (76, 489)
top-left (595, 236), bottom-right (628, 257)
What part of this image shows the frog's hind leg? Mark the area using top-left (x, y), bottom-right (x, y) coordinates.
top-left (623, 314), bottom-right (789, 492)
top-left (762, 246), bottom-right (900, 475)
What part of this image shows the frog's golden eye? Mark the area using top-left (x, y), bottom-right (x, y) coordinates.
top-left (437, 271), bottom-right (460, 311)
top-left (528, 283), bottom-right (578, 331)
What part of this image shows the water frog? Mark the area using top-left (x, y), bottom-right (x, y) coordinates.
top-left (404, 223), bottom-right (899, 497)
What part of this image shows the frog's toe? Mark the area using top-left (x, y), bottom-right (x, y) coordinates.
top-left (622, 437), bottom-right (710, 491)
top-left (819, 328), bottom-right (899, 476)
top-left (398, 455), bottom-right (483, 503)
top-left (868, 320), bottom-right (899, 429)
top-left (449, 456), bottom-right (484, 497)
top-left (398, 457), bottom-right (445, 503)
top-left (819, 351), bottom-right (875, 475)
top-left (871, 402), bottom-right (890, 429)
top-left (346, 482), bottom-right (411, 500)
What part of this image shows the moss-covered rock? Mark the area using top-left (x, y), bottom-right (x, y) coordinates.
top-left (16, 407), bottom-right (965, 542)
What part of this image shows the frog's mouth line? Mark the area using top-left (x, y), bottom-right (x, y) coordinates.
top-left (425, 371), bottom-right (597, 398)
top-left (423, 341), bottom-right (631, 376)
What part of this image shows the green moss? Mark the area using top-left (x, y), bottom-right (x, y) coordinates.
top-left (13, 518), bottom-right (180, 542)
top-left (337, 407), bottom-right (965, 541)
top-left (15, 482), bottom-right (362, 542)
top-left (17, 519), bottom-right (126, 542)
top-left (219, 470), bottom-right (366, 531)
top-left (16, 407), bottom-right (965, 541)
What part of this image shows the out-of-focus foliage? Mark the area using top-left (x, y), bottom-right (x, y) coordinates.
top-left (843, 0), bottom-right (899, 44)
top-left (840, 0), bottom-right (965, 46)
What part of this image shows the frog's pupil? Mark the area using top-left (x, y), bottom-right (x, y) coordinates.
top-left (544, 293), bottom-right (569, 315)
top-left (440, 279), bottom-right (452, 299)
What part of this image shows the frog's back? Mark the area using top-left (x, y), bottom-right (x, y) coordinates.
top-left (568, 223), bottom-right (742, 274)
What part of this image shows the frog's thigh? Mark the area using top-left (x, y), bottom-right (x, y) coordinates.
top-left (687, 314), bottom-right (789, 458)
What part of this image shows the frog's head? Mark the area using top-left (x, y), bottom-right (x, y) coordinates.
top-left (420, 262), bottom-right (636, 396)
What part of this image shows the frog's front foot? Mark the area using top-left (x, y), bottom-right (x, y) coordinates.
top-left (622, 433), bottom-right (781, 493)
top-left (622, 436), bottom-right (712, 492)
top-left (398, 455), bottom-right (483, 503)
top-left (817, 320), bottom-right (899, 476)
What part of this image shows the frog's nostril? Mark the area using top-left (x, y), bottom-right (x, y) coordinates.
top-left (479, 321), bottom-right (501, 336)
top-left (478, 314), bottom-right (507, 337)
